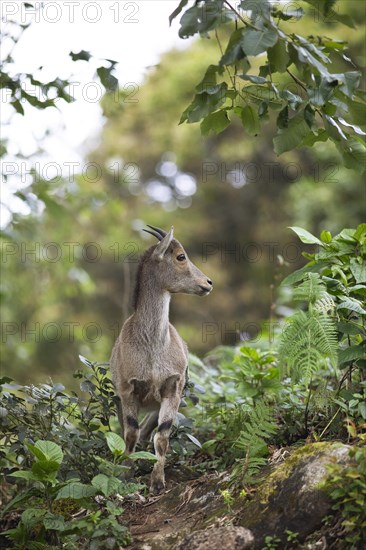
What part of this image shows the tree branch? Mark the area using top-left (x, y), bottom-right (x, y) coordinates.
top-left (286, 68), bottom-right (307, 93)
top-left (223, 0), bottom-right (261, 31)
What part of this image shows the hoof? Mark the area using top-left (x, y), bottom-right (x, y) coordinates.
top-left (151, 479), bottom-right (165, 495)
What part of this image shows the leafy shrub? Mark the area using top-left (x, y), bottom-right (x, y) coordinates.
top-left (322, 447), bottom-right (366, 549)
top-left (187, 226), bottom-right (365, 483)
top-left (0, 357), bottom-right (156, 549)
top-left (280, 224), bottom-right (366, 436)
top-left (282, 225), bottom-right (366, 379)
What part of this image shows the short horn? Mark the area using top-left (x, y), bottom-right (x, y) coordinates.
top-left (143, 228), bottom-right (163, 241)
top-left (146, 225), bottom-right (167, 238)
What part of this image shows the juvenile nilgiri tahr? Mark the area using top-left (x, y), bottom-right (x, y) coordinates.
top-left (110, 225), bottom-right (213, 494)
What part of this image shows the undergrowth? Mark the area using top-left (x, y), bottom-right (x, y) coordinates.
top-left (1, 225), bottom-right (365, 548)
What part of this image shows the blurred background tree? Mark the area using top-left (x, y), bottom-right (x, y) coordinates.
top-left (1, 0), bottom-right (365, 386)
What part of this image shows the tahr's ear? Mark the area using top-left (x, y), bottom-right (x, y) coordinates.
top-left (152, 227), bottom-right (174, 261)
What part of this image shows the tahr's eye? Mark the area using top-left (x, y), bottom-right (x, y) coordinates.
top-left (176, 254), bottom-right (186, 262)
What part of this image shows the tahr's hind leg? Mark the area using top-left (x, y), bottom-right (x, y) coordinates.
top-left (140, 412), bottom-right (159, 442)
top-left (121, 399), bottom-right (140, 454)
top-left (151, 375), bottom-right (180, 494)
top-left (115, 396), bottom-right (124, 436)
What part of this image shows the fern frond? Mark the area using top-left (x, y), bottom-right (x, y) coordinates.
top-left (234, 400), bottom-right (277, 483)
top-left (279, 310), bottom-right (338, 382)
top-left (311, 313), bottom-right (338, 365)
top-left (292, 273), bottom-right (326, 305)
top-left (314, 294), bottom-right (336, 316)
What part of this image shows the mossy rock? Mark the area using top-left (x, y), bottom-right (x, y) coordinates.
top-left (237, 442), bottom-right (352, 548)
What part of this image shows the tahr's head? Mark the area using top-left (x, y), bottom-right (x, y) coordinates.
top-left (143, 225), bottom-right (213, 297)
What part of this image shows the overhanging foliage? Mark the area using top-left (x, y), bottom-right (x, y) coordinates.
top-left (171, 0), bottom-right (366, 172)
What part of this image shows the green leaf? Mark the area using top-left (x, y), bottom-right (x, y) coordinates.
top-left (302, 0), bottom-right (356, 28)
top-left (339, 345), bottom-right (366, 365)
top-left (277, 106), bottom-right (289, 130)
top-left (70, 50), bottom-right (91, 62)
top-left (201, 110), bottom-right (230, 136)
top-left (354, 224), bottom-right (366, 241)
top-left (181, 83), bottom-right (228, 124)
top-left (324, 115), bottom-right (347, 141)
top-left (331, 12), bottom-right (356, 28)
top-left (169, 0), bottom-right (189, 25)
top-left (1, 488), bottom-right (42, 515)
top-left (273, 115), bottom-right (312, 155)
top-left (21, 508), bottom-right (46, 528)
top-left (240, 346), bottom-right (260, 360)
top-left (291, 44), bottom-right (330, 79)
top-left (20, 90), bottom-right (55, 110)
top-left (240, 75), bottom-right (268, 84)
top-left (301, 129), bottom-right (329, 147)
top-left (350, 258), bottom-right (366, 284)
top-left (241, 27), bottom-right (278, 56)
top-left (91, 474), bottom-right (122, 497)
top-left (10, 470), bottom-right (40, 481)
top-left (105, 432), bottom-right (126, 455)
top-left (178, 5), bottom-right (201, 38)
top-left (97, 67), bottom-right (118, 92)
top-left (308, 78), bottom-right (338, 107)
top-left (240, 0), bottom-right (272, 21)
top-left (324, 0), bottom-right (337, 16)
top-left (128, 451), bottom-right (158, 461)
top-left (281, 262), bottom-right (328, 286)
top-left (55, 482), bottom-right (97, 500)
top-left (349, 285), bottom-right (366, 296)
top-left (95, 457), bottom-right (129, 476)
top-left (26, 442), bottom-right (48, 461)
top-left (11, 99), bottom-right (25, 115)
top-left (274, 7), bottom-right (304, 20)
top-left (281, 90), bottom-right (303, 111)
top-left (349, 101), bottom-right (366, 128)
top-left (79, 354), bottom-right (94, 367)
top-left (268, 39), bottom-right (289, 73)
top-left (337, 298), bottom-right (366, 315)
top-left (195, 64), bottom-right (222, 93)
top-left (335, 71), bottom-right (361, 98)
top-left (0, 376), bottom-right (14, 384)
top-left (337, 320), bottom-right (364, 336)
top-left (242, 85), bottom-right (283, 109)
top-left (178, 3), bottom-right (232, 38)
top-left (339, 137), bottom-right (366, 173)
top-left (220, 29), bottom-right (246, 65)
top-left (34, 441), bottom-right (63, 464)
top-left (337, 117), bottom-right (366, 136)
top-left (32, 460), bottom-right (60, 479)
top-left (320, 230), bottom-right (332, 243)
top-left (80, 380), bottom-right (96, 393)
top-left (288, 226), bottom-right (322, 245)
top-left (239, 105), bottom-right (260, 136)
top-left (43, 512), bottom-right (65, 531)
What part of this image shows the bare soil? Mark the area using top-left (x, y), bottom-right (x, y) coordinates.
top-left (123, 467), bottom-right (229, 549)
